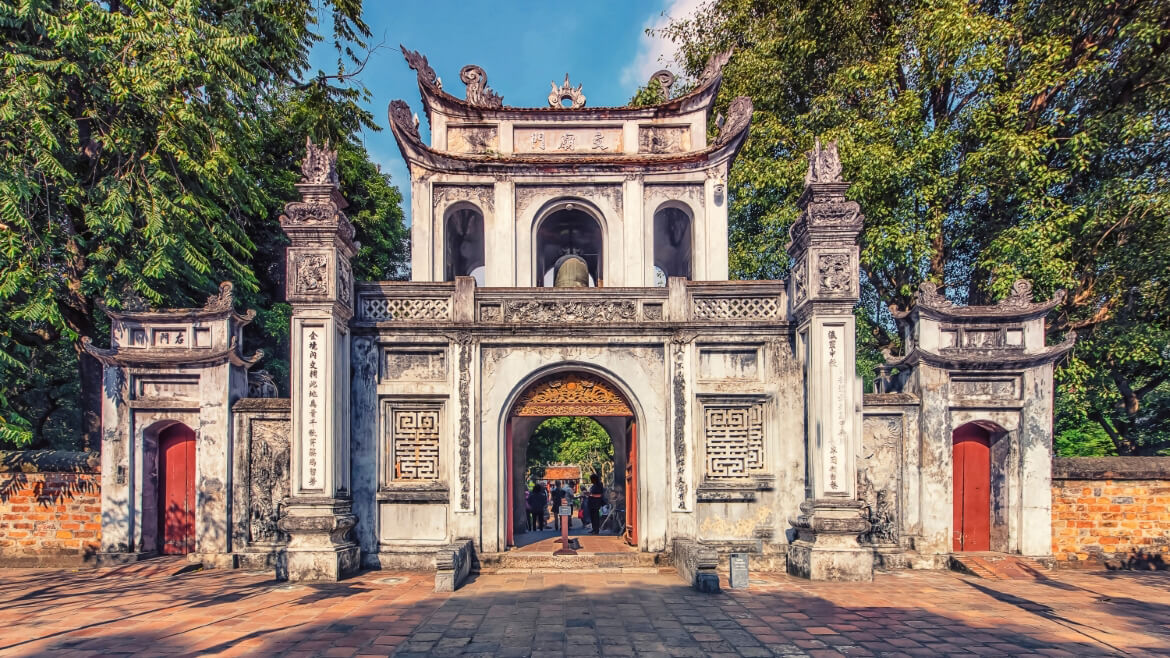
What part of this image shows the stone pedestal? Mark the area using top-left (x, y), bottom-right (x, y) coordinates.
top-left (278, 499), bottom-right (359, 581)
top-left (787, 499), bottom-right (873, 581)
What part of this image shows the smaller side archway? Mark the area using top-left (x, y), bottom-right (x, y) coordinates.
top-left (952, 420), bottom-right (1008, 552)
top-left (652, 202), bottom-right (692, 284)
top-left (148, 421), bottom-right (197, 555)
top-left (444, 203), bottom-right (486, 285)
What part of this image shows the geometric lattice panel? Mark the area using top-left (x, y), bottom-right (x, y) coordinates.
top-left (693, 296), bottom-right (780, 320)
top-left (704, 402), bottom-right (765, 479)
top-left (391, 408), bottom-right (441, 480)
top-left (361, 296), bottom-right (451, 322)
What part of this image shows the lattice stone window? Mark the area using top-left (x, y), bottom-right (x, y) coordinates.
top-left (389, 406), bottom-right (442, 481)
top-left (702, 399), bottom-right (767, 479)
top-left (692, 296), bottom-right (781, 320)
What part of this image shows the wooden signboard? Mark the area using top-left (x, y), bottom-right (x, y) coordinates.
top-left (543, 465), bottom-right (581, 481)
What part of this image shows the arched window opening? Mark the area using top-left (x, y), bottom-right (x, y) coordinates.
top-left (653, 206), bottom-right (691, 284)
top-left (536, 208), bottom-right (603, 286)
top-left (445, 207), bottom-right (485, 286)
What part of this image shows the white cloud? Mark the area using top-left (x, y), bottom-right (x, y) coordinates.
top-left (620, 0), bottom-right (706, 91)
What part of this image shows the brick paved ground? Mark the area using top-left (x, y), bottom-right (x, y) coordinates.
top-left (0, 559), bottom-right (1168, 657)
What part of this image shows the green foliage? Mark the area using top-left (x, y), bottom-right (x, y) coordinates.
top-left (526, 417), bottom-right (614, 483)
top-left (0, 0), bottom-right (407, 447)
top-left (656, 0), bottom-right (1170, 454)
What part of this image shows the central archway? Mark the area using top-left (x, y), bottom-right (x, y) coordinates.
top-left (504, 371), bottom-right (638, 548)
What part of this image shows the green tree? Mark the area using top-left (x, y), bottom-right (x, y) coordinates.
top-left (653, 0), bottom-right (1170, 454)
top-left (0, 0), bottom-right (407, 447)
top-left (526, 417), bottom-right (614, 482)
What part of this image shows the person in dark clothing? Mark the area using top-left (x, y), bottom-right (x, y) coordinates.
top-left (586, 473), bottom-right (605, 535)
top-left (550, 481), bottom-right (568, 531)
top-left (528, 483), bottom-right (549, 531)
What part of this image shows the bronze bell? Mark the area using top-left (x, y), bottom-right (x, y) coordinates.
top-left (553, 255), bottom-right (590, 287)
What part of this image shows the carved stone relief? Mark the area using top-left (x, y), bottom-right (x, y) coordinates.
top-left (247, 370), bottom-right (278, 398)
top-left (433, 184), bottom-right (495, 214)
top-left (649, 70), bottom-right (676, 98)
top-left (816, 253), bottom-right (851, 295)
top-left (860, 415), bottom-right (901, 545)
top-left (384, 349), bottom-right (447, 382)
top-left (792, 258), bottom-right (808, 305)
top-left (456, 333), bottom-right (472, 510)
top-left (515, 184), bottom-right (622, 218)
top-left (805, 138), bottom-right (843, 185)
top-left (337, 258), bottom-right (352, 308)
top-left (300, 137), bottom-right (339, 186)
top-left (249, 419), bottom-right (290, 543)
top-left (503, 300), bottom-right (636, 323)
top-left (293, 253), bottom-right (329, 296)
top-left (702, 401), bottom-right (766, 479)
top-left (638, 127), bottom-right (690, 154)
top-left (645, 184), bottom-right (701, 206)
top-left (447, 125), bottom-right (499, 155)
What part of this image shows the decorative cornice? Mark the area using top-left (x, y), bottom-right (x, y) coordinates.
top-left (904, 279), bottom-right (1067, 322)
top-left (100, 282), bottom-right (256, 326)
top-left (886, 332), bottom-right (1076, 371)
top-left (81, 335), bottom-right (263, 369)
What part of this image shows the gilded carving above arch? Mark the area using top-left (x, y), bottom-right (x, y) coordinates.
top-left (511, 372), bottom-right (633, 417)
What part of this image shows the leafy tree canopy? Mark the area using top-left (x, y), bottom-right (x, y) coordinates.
top-left (650, 0), bottom-right (1170, 455)
top-left (526, 417), bottom-right (614, 483)
top-left (0, 0), bottom-right (407, 448)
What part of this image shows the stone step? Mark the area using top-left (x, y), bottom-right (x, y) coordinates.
top-left (950, 553), bottom-right (1050, 580)
top-left (478, 550), bottom-right (668, 572)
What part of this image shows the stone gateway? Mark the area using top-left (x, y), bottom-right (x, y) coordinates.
top-left (85, 47), bottom-right (1072, 584)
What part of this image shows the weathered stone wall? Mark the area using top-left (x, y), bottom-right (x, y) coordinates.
top-left (0, 451), bottom-right (101, 565)
top-left (1052, 457), bottom-right (1170, 569)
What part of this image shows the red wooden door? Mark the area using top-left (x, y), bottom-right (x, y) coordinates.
top-left (159, 424), bottom-right (196, 555)
top-left (624, 420), bottom-right (638, 546)
top-left (953, 425), bottom-right (990, 551)
top-left (505, 418), bottom-right (514, 548)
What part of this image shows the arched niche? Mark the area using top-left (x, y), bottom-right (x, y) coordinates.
top-left (535, 202), bottom-right (604, 287)
top-left (652, 202), bottom-right (692, 284)
top-left (444, 203), bottom-right (485, 286)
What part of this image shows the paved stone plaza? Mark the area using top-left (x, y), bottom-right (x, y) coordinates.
top-left (0, 560), bottom-right (1167, 656)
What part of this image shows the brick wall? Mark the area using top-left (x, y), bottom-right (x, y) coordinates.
top-left (0, 451), bottom-right (101, 566)
top-left (1052, 457), bottom-right (1170, 569)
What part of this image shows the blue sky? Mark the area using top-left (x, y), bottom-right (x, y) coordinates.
top-left (309, 0), bottom-right (704, 224)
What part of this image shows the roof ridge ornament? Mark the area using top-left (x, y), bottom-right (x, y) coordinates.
top-left (460, 65), bottom-right (503, 108)
top-left (401, 45), bottom-right (441, 89)
top-left (549, 73), bottom-right (586, 109)
top-left (649, 70), bottom-right (676, 99)
top-left (388, 100), bottom-right (421, 141)
top-left (699, 49), bottom-right (734, 83)
top-left (715, 96), bottom-right (753, 145)
top-left (804, 138), bottom-right (843, 185)
top-left (915, 278), bottom-right (1067, 315)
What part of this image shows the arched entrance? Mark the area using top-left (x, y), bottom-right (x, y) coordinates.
top-left (535, 206), bottom-right (604, 286)
top-left (953, 423), bottom-right (991, 551)
top-left (505, 371), bottom-right (637, 548)
top-left (158, 423), bottom-right (196, 555)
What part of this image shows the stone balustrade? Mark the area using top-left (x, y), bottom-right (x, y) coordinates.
top-left (353, 279), bottom-right (787, 326)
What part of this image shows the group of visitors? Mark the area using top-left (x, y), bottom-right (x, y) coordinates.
top-left (526, 473), bottom-right (607, 535)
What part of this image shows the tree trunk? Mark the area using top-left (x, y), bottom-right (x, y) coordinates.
top-left (77, 346), bottom-right (103, 453)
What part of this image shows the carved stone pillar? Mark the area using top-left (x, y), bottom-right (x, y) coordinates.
top-left (276, 139), bottom-right (360, 581)
top-left (786, 140), bottom-right (873, 581)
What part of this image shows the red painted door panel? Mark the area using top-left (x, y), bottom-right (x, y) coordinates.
top-left (625, 421), bottom-right (638, 546)
top-left (505, 419), bottom-right (514, 548)
top-left (159, 424), bottom-right (196, 555)
top-left (953, 425), bottom-right (990, 551)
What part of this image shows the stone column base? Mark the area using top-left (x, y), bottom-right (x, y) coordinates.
top-left (787, 498), bottom-right (874, 582)
top-left (277, 497), bottom-right (360, 582)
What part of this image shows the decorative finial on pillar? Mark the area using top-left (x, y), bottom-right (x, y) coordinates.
top-left (549, 74), bottom-right (586, 109)
top-left (301, 137), bottom-right (339, 187)
top-left (804, 138), bottom-right (843, 186)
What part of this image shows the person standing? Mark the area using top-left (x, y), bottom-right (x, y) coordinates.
top-left (529, 482), bottom-right (549, 531)
top-left (551, 481), bottom-right (567, 531)
top-left (586, 473), bottom-right (605, 535)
